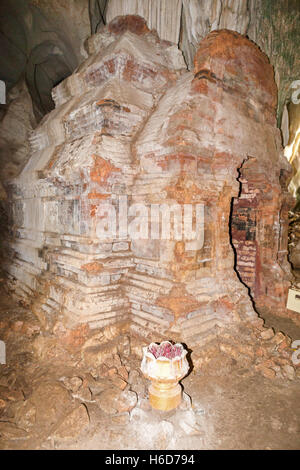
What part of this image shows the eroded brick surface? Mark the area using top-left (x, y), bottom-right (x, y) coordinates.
top-left (2, 21), bottom-right (294, 352)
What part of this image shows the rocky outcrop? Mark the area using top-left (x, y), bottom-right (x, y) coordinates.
top-left (0, 81), bottom-right (36, 181)
top-left (0, 0), bottom-right (93, 121)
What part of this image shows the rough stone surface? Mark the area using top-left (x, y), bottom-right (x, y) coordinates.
top-left (2, 18), bottom-right (294, 351)
top-left (53, 404), bottom-right (90, 440)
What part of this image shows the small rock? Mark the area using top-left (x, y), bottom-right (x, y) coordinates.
top-left (271, 332), bottom-right (287, 345)
top-left (74, 387), bottom-right (92, 402)
top-left (107, 367), bottom-right (118, 377)
top-left (0, 387), bottom-right (24, 402)
top-left (128, 369), bottom-right (147, 398)
top-left (261, 367), bottom-right (276, 379)
top-left (118, 365), bottom-right (129, 381)
top-left (128, 369), bottom-right (140, 385)
top-left (96, 387), bottom-right (137, 415)
top-left (62, 376), bottom-right (83, 393)
top-left (81, 331), bottom-right (105, 350)
top-left (282, 364), bottom-right (295, 381)
top-left (105, 354), bottom-right (120, 369)
top-left (15, 381), bottom-right (72, 431)
top-left (110, 375), bottom-right (127, 391)
top-left (14, 401), bottom-right (36, 429)
top-left (53, 404), bottom-right (90, 440)
top-left (96, 387), bottom-right (121, 414)
top-left (117, 390), bottom-right (137, 413)
top-left (88, 378), bottom-right (109, 397)
top-left (138, 397), bottom-right (152, 411)
top-left (98, 363), bottom-right (109, 377)
top-left (260, 328), bottom-right (275, 340)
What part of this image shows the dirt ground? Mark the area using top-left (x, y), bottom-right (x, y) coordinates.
top-left (0, 284), bottom-right (299, 450)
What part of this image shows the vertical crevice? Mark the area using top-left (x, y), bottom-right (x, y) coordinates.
top-left (229, 157), bottom-right (258, 313)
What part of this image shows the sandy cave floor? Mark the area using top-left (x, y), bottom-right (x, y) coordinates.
top-left (0, 282), bottom-right (299, 451)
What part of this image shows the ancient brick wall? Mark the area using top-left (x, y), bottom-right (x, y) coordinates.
top-left (2, 18), bottom-right (294, 345)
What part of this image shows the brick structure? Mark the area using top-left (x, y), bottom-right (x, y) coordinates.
top-left (2, 18), bottom-right (294, 351)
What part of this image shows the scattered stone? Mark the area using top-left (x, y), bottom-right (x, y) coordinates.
top-left (128, 368), bottom-right (147, 398)
top-left (118, 365), bottom-right (129, 381)
top-left (0, 422), bottom-right (28, 440)
top-left (260, 367), bottom-right (276, 379)
top-left (74, 387), bottom-right (93, 402)
top-left (271, 331), bottom-right (287, 345)
top-left (260, 328), bottom-right (275, 340)
top-left (87, 377), bottom-right (109, 397)
top-left (96, 387), bottom-right (121, 414)
top-left (53, 404), bottom-right (90, 440)
top-left (116, 390), bottom-right (137, 413)
top-left (282, 364), bottom-right (295, 381)
top-left (15, 381), bottom-right (73, 431)
top-left (65, 376), bottom-right (83, 393)
top-left (110, 375), bottom-right (127, 391)
top-left (81, 331), bottom-right (105, 350)
top-left (107, 367), bottom-right (118, 377)
top-left (138, 397), bottom-right (152, 412)
top-left (82, 344), bottom-right (118, 369)
top-left (96, 387), bottom-right (137, 415)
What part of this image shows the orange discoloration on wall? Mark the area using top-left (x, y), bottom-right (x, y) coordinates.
top-left (88, 192), bottom-right (110, 199)
top-left (90, 154), bottom-right (120, 185)
top-left (155, 153), bottom-right (196, 174)
top-left (59, 323), bottom-right (90, 351)
top-left (108, 15), bottom-right (150, 36)
top-left (157, 284), bottom-right (199, 323)
top-left (193, 29), bottom-right (277, 110)
top-left (81, 261), bottom-right (104, 274)
top-left (165, 175), bottom-right (203, 203)
top-left (90, 204), bottom-right (97, 217)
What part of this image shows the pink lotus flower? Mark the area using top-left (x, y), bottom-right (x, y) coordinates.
top-left (148, 341), bottom-right (183, 360)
